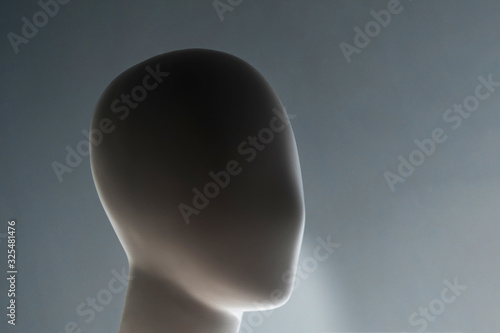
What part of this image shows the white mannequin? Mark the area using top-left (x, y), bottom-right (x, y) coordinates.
top-left (90, 49), bottom-right (305, 333)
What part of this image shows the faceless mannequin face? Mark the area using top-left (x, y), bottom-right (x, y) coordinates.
top-left (90, 49), bottom-right (305, 333)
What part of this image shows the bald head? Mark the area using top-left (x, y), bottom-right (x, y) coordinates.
top-left (90, 49), bottom-right (304, 310)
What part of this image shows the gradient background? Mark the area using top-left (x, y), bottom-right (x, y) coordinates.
top-left (2, 0), bottom-right (500, 332)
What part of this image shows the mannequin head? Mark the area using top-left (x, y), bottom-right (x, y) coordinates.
top-left (90, 49), bottom-right (304, 315)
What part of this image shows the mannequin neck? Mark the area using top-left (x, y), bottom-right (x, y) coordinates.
top-left (119, 267), bottom-right (242, 333)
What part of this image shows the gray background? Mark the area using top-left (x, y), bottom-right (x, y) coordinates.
top-left (1, 0), bottom-right (500, 332)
